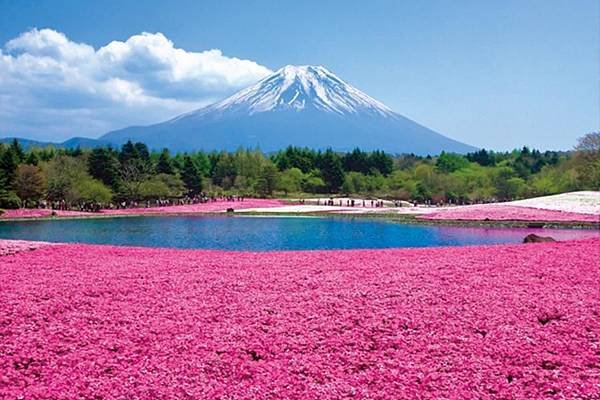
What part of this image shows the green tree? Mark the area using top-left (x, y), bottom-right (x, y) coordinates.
top-left (0, 190), bottom-right (21, 209)
top-left (181, 155), bottom-right (203, 195)
top-left (530, 162), bottom-right (578, 196)
top-left (301, 173), bottom-right (326, 193)
top-left (156, 149), bottom-right (174, 175)
top-left (193, 151), bottom-right (211, 176)
top-left (277, 168), bottom-right (304, 194)
top-left (318, 149), bottom-right (345, 193)
top-left (435, 152), bottom-right (469, 173)
top-left (119, 162), bottom-right (149, 200)
top-left (15, 164), bottom-right (46, 202)
top-left (0, 145), bottom-right (19, 187)
top-left (212, 152), bottom-right (237, 189)
top-left (117, 142), bottom-right (154, 200)
top-left (574, 132), bottom-right (600, 189)
top-left (139, 174), bottom-right (186, 199)
top-left (44, 155), bottom-right (78, 201)
top-left (72, 178), bottom-right (113, 203)
top-left (364, 171), bottom-right (388, 193)
top-left (413, 181), bottom-right (432, 202)
top-left (273, 146), bottom-right (316, 173)
top-left (342, 148), bottom-right (370, 174)
top-left (9, 139), bottom-right (25, 163)
top-left (492, 166), bottom-right (524, 200)
top-left (25, 151), bottom-right (40, 166)
top-left (387, 170), bottom-right (417, 200)
top-left (43, 155), bottom-right (112, 203)
top-left (256, 163), bottom-right (279, 196)
top-left (88, 147), bottom-right (120, 189)
top-left (234, 149), bottom-right (265, 185)
top-left (119, 141), bottom-right (152, 172)
top-left (466, 149), bottom-right (495, 166)
top-left (119, 141), bottom-right (137, 164)
top-left (139, 179), bottom-right (171, 199)
top-left (157, 173), bottom-right (186, 197)
top-left (451, 164), bottom-right (494, 202)
top-left (342, 172), bottom-right (368, 194)
top-left (368, 150), bottom-right (394, 175)
top-left (134, 142), bottom-right (151, 163)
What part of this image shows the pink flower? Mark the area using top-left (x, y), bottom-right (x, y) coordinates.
top-left (419, 204), bottom-right (599, 223)
top-left (0, 199), bottom-right (285, 220)
top-left (0, 240), bottom-right (53, 256)
top-left (1, 238), bottom-right (599, 398)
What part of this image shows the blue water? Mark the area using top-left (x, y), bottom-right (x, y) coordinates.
top-left (0, 215), bottom-right (596, 250)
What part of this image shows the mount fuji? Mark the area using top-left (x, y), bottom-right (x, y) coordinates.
top-left (100, 65), bottom-right (476, 154)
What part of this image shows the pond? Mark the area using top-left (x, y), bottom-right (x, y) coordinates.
top-left (0, 215), bottom-right (597, 251)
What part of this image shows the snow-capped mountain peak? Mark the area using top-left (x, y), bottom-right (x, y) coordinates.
top-left (194, 64), bottom-right (396, 118)
top-left (102, 64), bottom-right (477, 155)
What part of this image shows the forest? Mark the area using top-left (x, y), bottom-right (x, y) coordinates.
top-left (0, 132), bottom-right (598, 209)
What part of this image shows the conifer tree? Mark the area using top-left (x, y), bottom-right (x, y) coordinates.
top-left (181, 155), bottom-right (202, 195)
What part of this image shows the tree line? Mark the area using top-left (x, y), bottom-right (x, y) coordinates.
top-left (0, 132), bottom-right (598, 209)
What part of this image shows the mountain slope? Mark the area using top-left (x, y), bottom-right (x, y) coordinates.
top-left (102, 65), bottom-right (476, 154)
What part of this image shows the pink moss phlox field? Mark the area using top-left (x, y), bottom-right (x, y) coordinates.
top-left (1, 239), bottom-right (600, 398)
top-left (419, 204), bottom-right (600, 223)
top-left (0, 199), bottom-right (284, 220)
top-left (97, 199), bottom-right (284, 216)
top-left (0, 209), bottom-right (93, 219)
top-left (0, 240), bottom-right (53, 256)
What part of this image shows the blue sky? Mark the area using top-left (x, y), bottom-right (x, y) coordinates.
top-left (0, 0), bottom-right (597, 150)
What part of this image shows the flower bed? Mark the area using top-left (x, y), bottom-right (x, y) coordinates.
top-left (1, 238), bottom-right (599, 398)
top-left (0, 199), bottom-right (285, 220)
top-left (418, 204), bottom-right (599, 223)
top-left (0, 209), bottom-right (93, 219)
top-left (0, 239), bottom-right (53, 256)
top-left (508, 191), bottom-right (600, 215)
top-left (100, 199), bottom-right (285, 216)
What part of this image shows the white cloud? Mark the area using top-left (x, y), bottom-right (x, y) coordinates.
top-left (0, 28), bottom-right (272, 141)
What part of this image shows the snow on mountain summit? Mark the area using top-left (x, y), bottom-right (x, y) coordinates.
top-left (187, 65), bottom-right (396, 118)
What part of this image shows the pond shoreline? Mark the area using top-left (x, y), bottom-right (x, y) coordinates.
top-left (1, 209), bottom-right (598, 230)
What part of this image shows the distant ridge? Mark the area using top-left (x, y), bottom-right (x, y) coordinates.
top-left (0, 137), bottom-right (108, 149)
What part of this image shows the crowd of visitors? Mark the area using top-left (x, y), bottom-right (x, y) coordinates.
top-left (23, 194), bottom-right (248, 213)
top-left (313, 198), bottom-right (393, 208)
top-left (308, 197), bottom-right (496, 208)
top-left (17, 195), bottom-right (498, 214)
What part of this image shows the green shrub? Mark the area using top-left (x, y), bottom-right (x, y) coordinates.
top-left (0, 191), bottom-right (22, 209)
